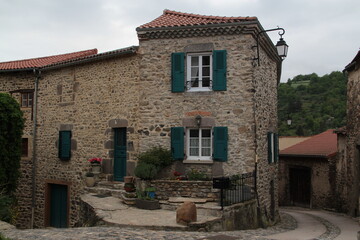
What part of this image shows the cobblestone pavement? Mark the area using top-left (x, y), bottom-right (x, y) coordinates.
top-left (1, 208), bottom-right (355, 240)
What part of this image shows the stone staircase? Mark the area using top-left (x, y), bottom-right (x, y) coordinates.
top-left (82, 181), bottom-right (224, 231)
top-left (84, 181), bottom-right (125, 198)
top-left (84, 181), bottom-right (222, 217)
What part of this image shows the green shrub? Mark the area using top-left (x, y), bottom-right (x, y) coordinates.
top-left (134, 162), bottom-right (158, 180)
top-left (187, 169), bottom-right (208, 181)
top-left (137, 146), bottom-right (173, 168)
top-left (0, 194), bottom-right (13, 223)
top-left (0, 93), bottom-right (25, 194)
top-left (0, 233), bottom-right (11, 240)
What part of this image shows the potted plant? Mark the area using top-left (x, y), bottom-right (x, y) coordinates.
top-left (85, 172), bottom-right (95, 187)
top-left (135, 188), bottom-right (160, 210)
top-left (124, 182), bottom-right (135, 192)
top-left (88, 157), bottom-right (102, 173)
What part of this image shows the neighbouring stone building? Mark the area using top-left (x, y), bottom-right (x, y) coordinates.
top-left (341, 50), bottom-right (360, 217)
top-left (278, 129), bottom-right (338, 209)
top-left (0, 10), bottom-right (284, 228)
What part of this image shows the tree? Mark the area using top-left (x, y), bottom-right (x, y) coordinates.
top-left (278, 71), bottom-right (347, 136)
top-left (0, 93), bottom-right (25, 195)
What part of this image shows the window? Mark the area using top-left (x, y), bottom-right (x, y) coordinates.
top-left (171, 126), bottom-right (228, 162)
top-left (21, 138), bottom-right (29, 157)
top-left (186, 54), bottom-right (212, 91)
top-left (171, 50), bottom-right (227, 92)
top-left (187, 128), bottom-right (212, 160)
top-left (21, 92), bottom-right (34, 108)
top-left (268, 132), bottom-right (279, 164)
top-left (58, 131), bottom-right (71, 160)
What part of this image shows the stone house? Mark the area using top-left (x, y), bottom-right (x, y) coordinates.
top-left (0, 10), bottom-right (283, 228)
top-left (278, 129), bottom-right (338, 209)
top-left (341, 50), bottom-right (360, 217)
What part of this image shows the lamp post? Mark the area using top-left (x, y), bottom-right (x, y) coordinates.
top-left (287, 115), bottom-right (292, 126)
top-left (253, 27), bottom-right (289, 66)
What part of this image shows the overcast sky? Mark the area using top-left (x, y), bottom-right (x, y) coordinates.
top-left (1, 0), bottom-right (359, 82)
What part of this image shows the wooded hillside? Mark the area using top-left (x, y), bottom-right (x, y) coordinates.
top-left (278, 71), bottom-right (347, 136)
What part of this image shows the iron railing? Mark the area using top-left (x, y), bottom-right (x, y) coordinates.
top-left (222, 171), bottom-right (256, 206)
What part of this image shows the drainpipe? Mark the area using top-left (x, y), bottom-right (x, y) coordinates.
top-left (30, 68), bottom-right (40, 229)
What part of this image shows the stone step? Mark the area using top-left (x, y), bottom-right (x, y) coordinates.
top-left (85, 186), bottom-right (125, 198)
top-left (97, 181), bottom-right (125, 189)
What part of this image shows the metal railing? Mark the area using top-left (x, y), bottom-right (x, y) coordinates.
top-left (222, 171), bottom-right (256, 206)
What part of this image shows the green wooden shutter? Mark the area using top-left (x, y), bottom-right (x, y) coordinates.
top-left (274, 133), bottom-right (279, 163)
top-left (267, 132), bottom-right (273, 164)
top-left (171, 52), bottom-right (185, 92)
top-left (59, 131), bottom-right (71, 160)
top-left (171, 127), bottom-right (184, 160)
top-left (213, 127), bottom-right (228, 162)
top-left (213, 50), bottom-right (227, 91)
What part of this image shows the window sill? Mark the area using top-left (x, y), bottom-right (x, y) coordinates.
top-left (183, 159), bottom-right (213, 164)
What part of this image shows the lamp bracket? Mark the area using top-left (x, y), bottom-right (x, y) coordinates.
top-left (253, 27), bottom-right (286, 66)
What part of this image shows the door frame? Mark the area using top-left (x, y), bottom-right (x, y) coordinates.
top-left (44, 180), bottom-right (71, 227)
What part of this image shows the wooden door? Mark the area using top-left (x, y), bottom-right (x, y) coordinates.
top-left (289, 167), bottom-right (311, 207)
top-left (114, 128), bottom-right (127, 181)
top-left (50, 184), bottom-right (68, 228)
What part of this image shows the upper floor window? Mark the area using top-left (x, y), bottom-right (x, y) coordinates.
top-left (21, 92), bottom-right (33, 108)
top-left (171, 50), bottom-right (227, 93)
top-left (186, 54), bottom-right (212, 91)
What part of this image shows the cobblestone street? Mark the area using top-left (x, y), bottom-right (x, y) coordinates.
top-left (2, 208), bottom-right (358, 240)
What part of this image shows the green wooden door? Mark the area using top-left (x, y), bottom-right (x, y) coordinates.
top-left (114, 128), bottom-right (127, 181)
top-left (50, 184), bottom-right (68, 228)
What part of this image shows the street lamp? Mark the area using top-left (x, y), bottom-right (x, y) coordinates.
top-left (253, 27), bottom-right (289, 66)
top-left (287, 115), bottom-right (292, 126)
top-left (195, 115), bottom-right (202, 128)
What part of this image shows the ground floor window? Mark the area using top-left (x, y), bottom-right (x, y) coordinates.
top-left (187, 128), bottom-right (212, 160)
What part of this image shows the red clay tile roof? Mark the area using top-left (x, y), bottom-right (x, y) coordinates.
top-left (0, 49), bottom-right (98, 71)
top-left (280, 129), bottom-right (337, 158)
top-left (138, 9), bottom-right (257, 29)
top-left (344, 50), bottom-right (360, 72)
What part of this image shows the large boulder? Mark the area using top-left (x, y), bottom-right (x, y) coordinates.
top-left (176, 201), bottom-right (197, 225)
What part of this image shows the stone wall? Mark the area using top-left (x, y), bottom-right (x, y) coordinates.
top-left (138, 34), bottom-right (258, 177)
top-left (31, 54), bottom-right (140, 227)
top-left (344, 60), bottom-right (360, 216)
top-left (278, 157), bottom-right (333, 209)
top-left (252, 43), bottom-right (279, 225)
top-left (150, 180), bottom-right (219, 201)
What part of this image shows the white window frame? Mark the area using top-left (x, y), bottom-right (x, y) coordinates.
top-left (186, 128), bottom-right (212, 161)
top-left (186, 53), bottom-right (213, 92)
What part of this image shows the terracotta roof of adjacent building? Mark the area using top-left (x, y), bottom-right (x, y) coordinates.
top-left (344, 50), bottom-right (360, 72)
top-left (0, 49), bottom-right (98, 71)
top-left (138, 9), bottom-right (257, 29)
top-left (280, 129), bottom-right (337, 158)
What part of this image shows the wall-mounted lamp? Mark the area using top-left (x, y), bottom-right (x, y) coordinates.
top-left (195, 115), bottom-right (202, 128)
top-left (253, 27), bottom-right (289, 66)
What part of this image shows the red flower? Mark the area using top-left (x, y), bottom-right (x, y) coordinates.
top-left (173, 171), bottom-right (182, 176)
top-left (88, 158), bottom-right (102, 164)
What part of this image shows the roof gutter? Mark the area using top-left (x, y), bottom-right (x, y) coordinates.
top-left (30, 68), bottom-right (40, 229)
top-left (42, 46), bottom-right (138, 71)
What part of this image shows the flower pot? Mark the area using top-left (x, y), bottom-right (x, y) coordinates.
top-left (124, 176), bottom-right (134, 183)
top-left (124, 183), bottom-right (135, 192)
top-left (91, 164), bottom-right (101, 174)
top-left (85, 176), bottom-right (95, 187)
top-left (135, 199), bottom-right (160, 210)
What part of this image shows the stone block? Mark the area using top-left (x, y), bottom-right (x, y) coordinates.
top-left (176, 201), bottom-right (197, 225)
